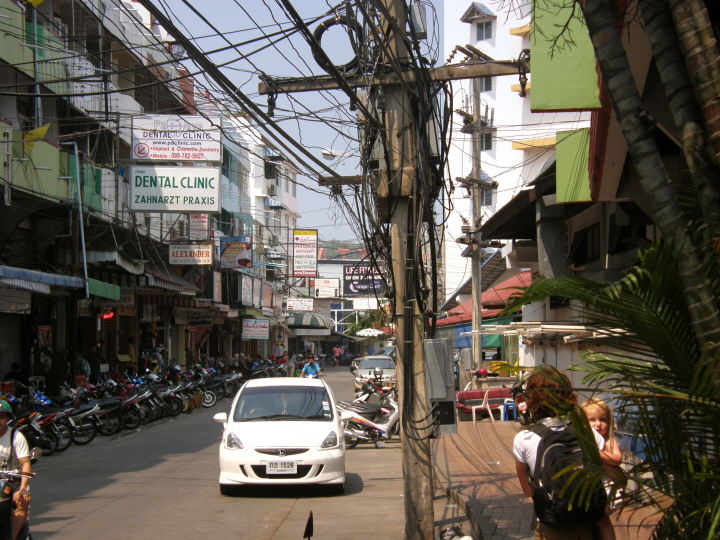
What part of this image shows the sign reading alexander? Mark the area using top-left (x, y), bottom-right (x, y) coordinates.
top-left (131, 115), bottom-right (221, 162)
top-left (242, 319), bottom-right (270, 340)
top-left (293, 229), bottom-right (318, 277)
top-left (130, 165), bottom-right (220, 213)
top-left (169, 243), bottom-right (213, 265)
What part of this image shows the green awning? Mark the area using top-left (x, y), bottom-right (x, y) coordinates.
top-left (87, 278), bottom-right (120, 300)
top-left (285, 312), bottom-right (332, 329)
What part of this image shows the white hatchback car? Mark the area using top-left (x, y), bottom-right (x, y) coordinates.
top-left (214, 377), bottom-right (346, 494)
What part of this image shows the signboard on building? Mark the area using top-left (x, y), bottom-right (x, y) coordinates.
top-left (343, 264), bottom-right (386, 297)
top-left (292, 229), bottom-right (318, 277)
top-left (219, 237), bottom-right (252, 269)
top-left (287, 297), bottom-right (313, 311)
top-left (242, 319), bottom-right (270, 340)
top-left (313, 278), bottom-right (339, 298)
top-left (213, 271), bottom-right (222, 303)
top-left (252, 277), bottom-right (262, 308)
top-left (169, 243), bottom-right (213, 265)
top-left (131, 115), bottom-right (221, 162)
top-left (129, 165), bottom-right (220, 213)
top-left (353, 297), bottom-right (379, 310)
top-left (189, 214), bottom-right (209, 240)
top-left (262, 283), bottom-right (273, 308)
top-left (240, 274), bottom-right (253, 306)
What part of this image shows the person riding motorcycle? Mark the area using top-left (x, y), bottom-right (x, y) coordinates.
top-left (300, 357), bottom-right (321, 378)
top-left (0, 400), bottom-right (31, 540)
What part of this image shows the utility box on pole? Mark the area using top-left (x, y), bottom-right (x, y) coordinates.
top-left (424, 338), bottom-right (457, 434)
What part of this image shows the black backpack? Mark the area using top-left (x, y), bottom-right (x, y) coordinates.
top-left (528, 420), bottom-right (607, 527)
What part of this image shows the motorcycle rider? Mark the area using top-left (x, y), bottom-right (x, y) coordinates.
top-left (0, 400), bottom-right (31, 540)
top-left (300, 357), bottom-right (321, 378)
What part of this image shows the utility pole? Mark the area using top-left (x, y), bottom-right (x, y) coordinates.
top-left (380, 1), bottom-right (434, 537)
top-left (471, 79), bottom-right (485, 382)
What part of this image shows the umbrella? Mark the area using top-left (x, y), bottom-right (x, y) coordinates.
top-left (355, 328), bottom-right (385, 337)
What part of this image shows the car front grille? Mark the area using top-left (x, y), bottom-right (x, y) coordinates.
top-left (255, 448), bottom-right (308, 456)
top-left (251, 465), bottom-right (313, 479)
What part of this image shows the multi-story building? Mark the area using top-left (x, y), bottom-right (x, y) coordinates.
top-left (439, 1), bottom-right (593, 301)
top-left (0, 0), bottom-right (296, 389)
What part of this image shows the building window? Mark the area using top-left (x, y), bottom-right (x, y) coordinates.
top-left (480, 132), bottom-right (493, 151)
top-left (264, 160), bottom-right (278, 179)
top-left (480, 76), bottom-right (492, 92)
top-left (476, 20), bottom-right (492, 41)
top-left (480, 187), bottom-right (495, 207)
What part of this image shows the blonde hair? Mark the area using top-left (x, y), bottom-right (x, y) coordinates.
top-left (581, 398), bottom-right (615, 438)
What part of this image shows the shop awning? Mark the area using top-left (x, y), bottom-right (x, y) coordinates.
top-left (0, 265), bottom-right (118, 299)
top-left (285, 312), bottom-right (332, 329)
top-left (86, 250), bottom-right (144, 275)
top-left (87, 278), bottom-right (120, 300)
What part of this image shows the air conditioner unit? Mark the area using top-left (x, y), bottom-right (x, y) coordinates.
top-left (267, 184), bottom-right (277, 197)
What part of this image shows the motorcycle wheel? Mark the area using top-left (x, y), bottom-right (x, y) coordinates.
top-left (168, 397), bottom-right (183, 417)
top-left (40, 429), bottom-right (58, 456)
top-left (51, 423), bottom-right (73, 452)
top-left (202, 390), bottom-right (217, 408)
top-left (97, 412), bottom-right (122, 436)
top-left (71, 421), bottom-right (97, 445)
top-left (122, 409), bottom-right (141, 430)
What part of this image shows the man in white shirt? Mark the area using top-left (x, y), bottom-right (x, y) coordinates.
top-left (0, 400), bottom-right (31, 540)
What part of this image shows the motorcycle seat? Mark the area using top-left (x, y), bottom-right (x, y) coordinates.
top-left (338, 401), bottom-right (381, 415)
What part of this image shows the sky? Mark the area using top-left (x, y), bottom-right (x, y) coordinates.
top-left (160, 0), bottom-right (368, 242)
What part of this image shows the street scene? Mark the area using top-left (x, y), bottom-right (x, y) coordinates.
top-left (0, 0), bottom-right (716, 538)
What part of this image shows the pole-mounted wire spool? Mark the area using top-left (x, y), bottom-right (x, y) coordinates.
top-left (312, 16), bottom-right (363, 75)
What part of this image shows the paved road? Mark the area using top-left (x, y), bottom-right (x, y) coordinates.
top-left (29, 368), bottom-right (405, 539)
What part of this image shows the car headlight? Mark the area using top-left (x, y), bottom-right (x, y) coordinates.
top-left (224, 432), bottom-right (243, 449)
top-left (321, 431), bottom-right (339, 448)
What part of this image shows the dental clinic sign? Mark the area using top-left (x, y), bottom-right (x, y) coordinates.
top-left (131, 115), bottom-right (221, 162)
top-left (130, 165), bottom-right (220, 213)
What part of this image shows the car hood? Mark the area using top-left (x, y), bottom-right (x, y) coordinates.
top-left (228, 420), bottom-right (338, 447)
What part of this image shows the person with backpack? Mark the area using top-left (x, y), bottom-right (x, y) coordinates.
top-left (512, 367), bottom-right (607, 539)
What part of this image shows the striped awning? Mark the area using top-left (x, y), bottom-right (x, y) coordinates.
top-left (285, 312), bottom-right (332, 329)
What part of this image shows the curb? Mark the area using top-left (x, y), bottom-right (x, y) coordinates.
top-left (445, 484), bottom-right (501, 540)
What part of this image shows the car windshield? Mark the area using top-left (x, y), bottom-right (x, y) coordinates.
top-left (233, 386), bottom-right (333, 422)
top-left (358, 358), bottom-right (395, 370)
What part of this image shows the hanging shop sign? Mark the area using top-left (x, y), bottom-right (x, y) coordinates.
top-left (292, 229), bottom-right (318, 277)
top-left (313, 278), bottom-right (339, 298)
top-left (240, 274), bottom-right (253, 306)
top-left (242, 319), bottom-right (270, 340)
top-left (169, 243), bottom-right (213, 265)
top-left (219, 237), bottom-right (252, 269)
top-left (213, 271), bottom-right (222, 303)
top-left (130, 165), bottom-right (220, 213)
top-left (343, 264), bottom-right (386, 297)
top-left (189, 214), bottom-right (209, 241)
top-left (131, 115), bottom-right (221, 162)
top-left (287, 297), bottom-right (313, 311)
top-left (252, 277), bottom-right (262, 308)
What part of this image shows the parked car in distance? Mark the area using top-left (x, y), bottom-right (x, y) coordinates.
top-left (352, 355), bottom-right (397, 391)
top-left (214, 377), bottom-right (345, 494)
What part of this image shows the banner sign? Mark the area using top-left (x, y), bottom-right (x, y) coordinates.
top-left (240, 274), bottom-right (253, 306)
top-left (252, 277), bottom-right (262, 308)
top-left (313, 278), bottom-right (339, 298)
top-left (169, 243), bottom-right (212, 265)
top-left (242, 319), bottom-right (270, 340)
top-left (292, 229), bottom-right (318, 277)
top-left (219, 237), bottom-right (252, 269)
top-left (213, 271), bottom-right (222, 303)
top-left (129, 165), bottom-right (220, 213)
top-left (343, 264), bottom-right (386, 297)
top-left (188, 214), bottom-right (209, 240)
top-left (131, 115), bottom-right (221, 162)
top-left (287, 297), bottom-right (313, 311)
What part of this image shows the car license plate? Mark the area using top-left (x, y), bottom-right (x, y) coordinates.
top-left (266, 461), bottom-right (296, 474)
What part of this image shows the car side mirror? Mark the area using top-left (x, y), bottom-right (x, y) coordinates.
top-left (213, 412), bottom-right (228, 424)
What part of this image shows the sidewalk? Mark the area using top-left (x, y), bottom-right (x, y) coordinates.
top-left (433, 419), bottom-right (660, 540)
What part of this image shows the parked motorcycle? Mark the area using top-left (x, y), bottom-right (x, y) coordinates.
top-left (337, 387), bottom-right (400, 448)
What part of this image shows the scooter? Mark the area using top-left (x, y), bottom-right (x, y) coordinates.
top-left (0, 442), bottom-right (39, 540)
top-left (337, 387), bottom-right (400, 448)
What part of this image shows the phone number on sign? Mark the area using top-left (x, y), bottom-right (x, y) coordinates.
top-left (170, 152), bottom-right (206, 159)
